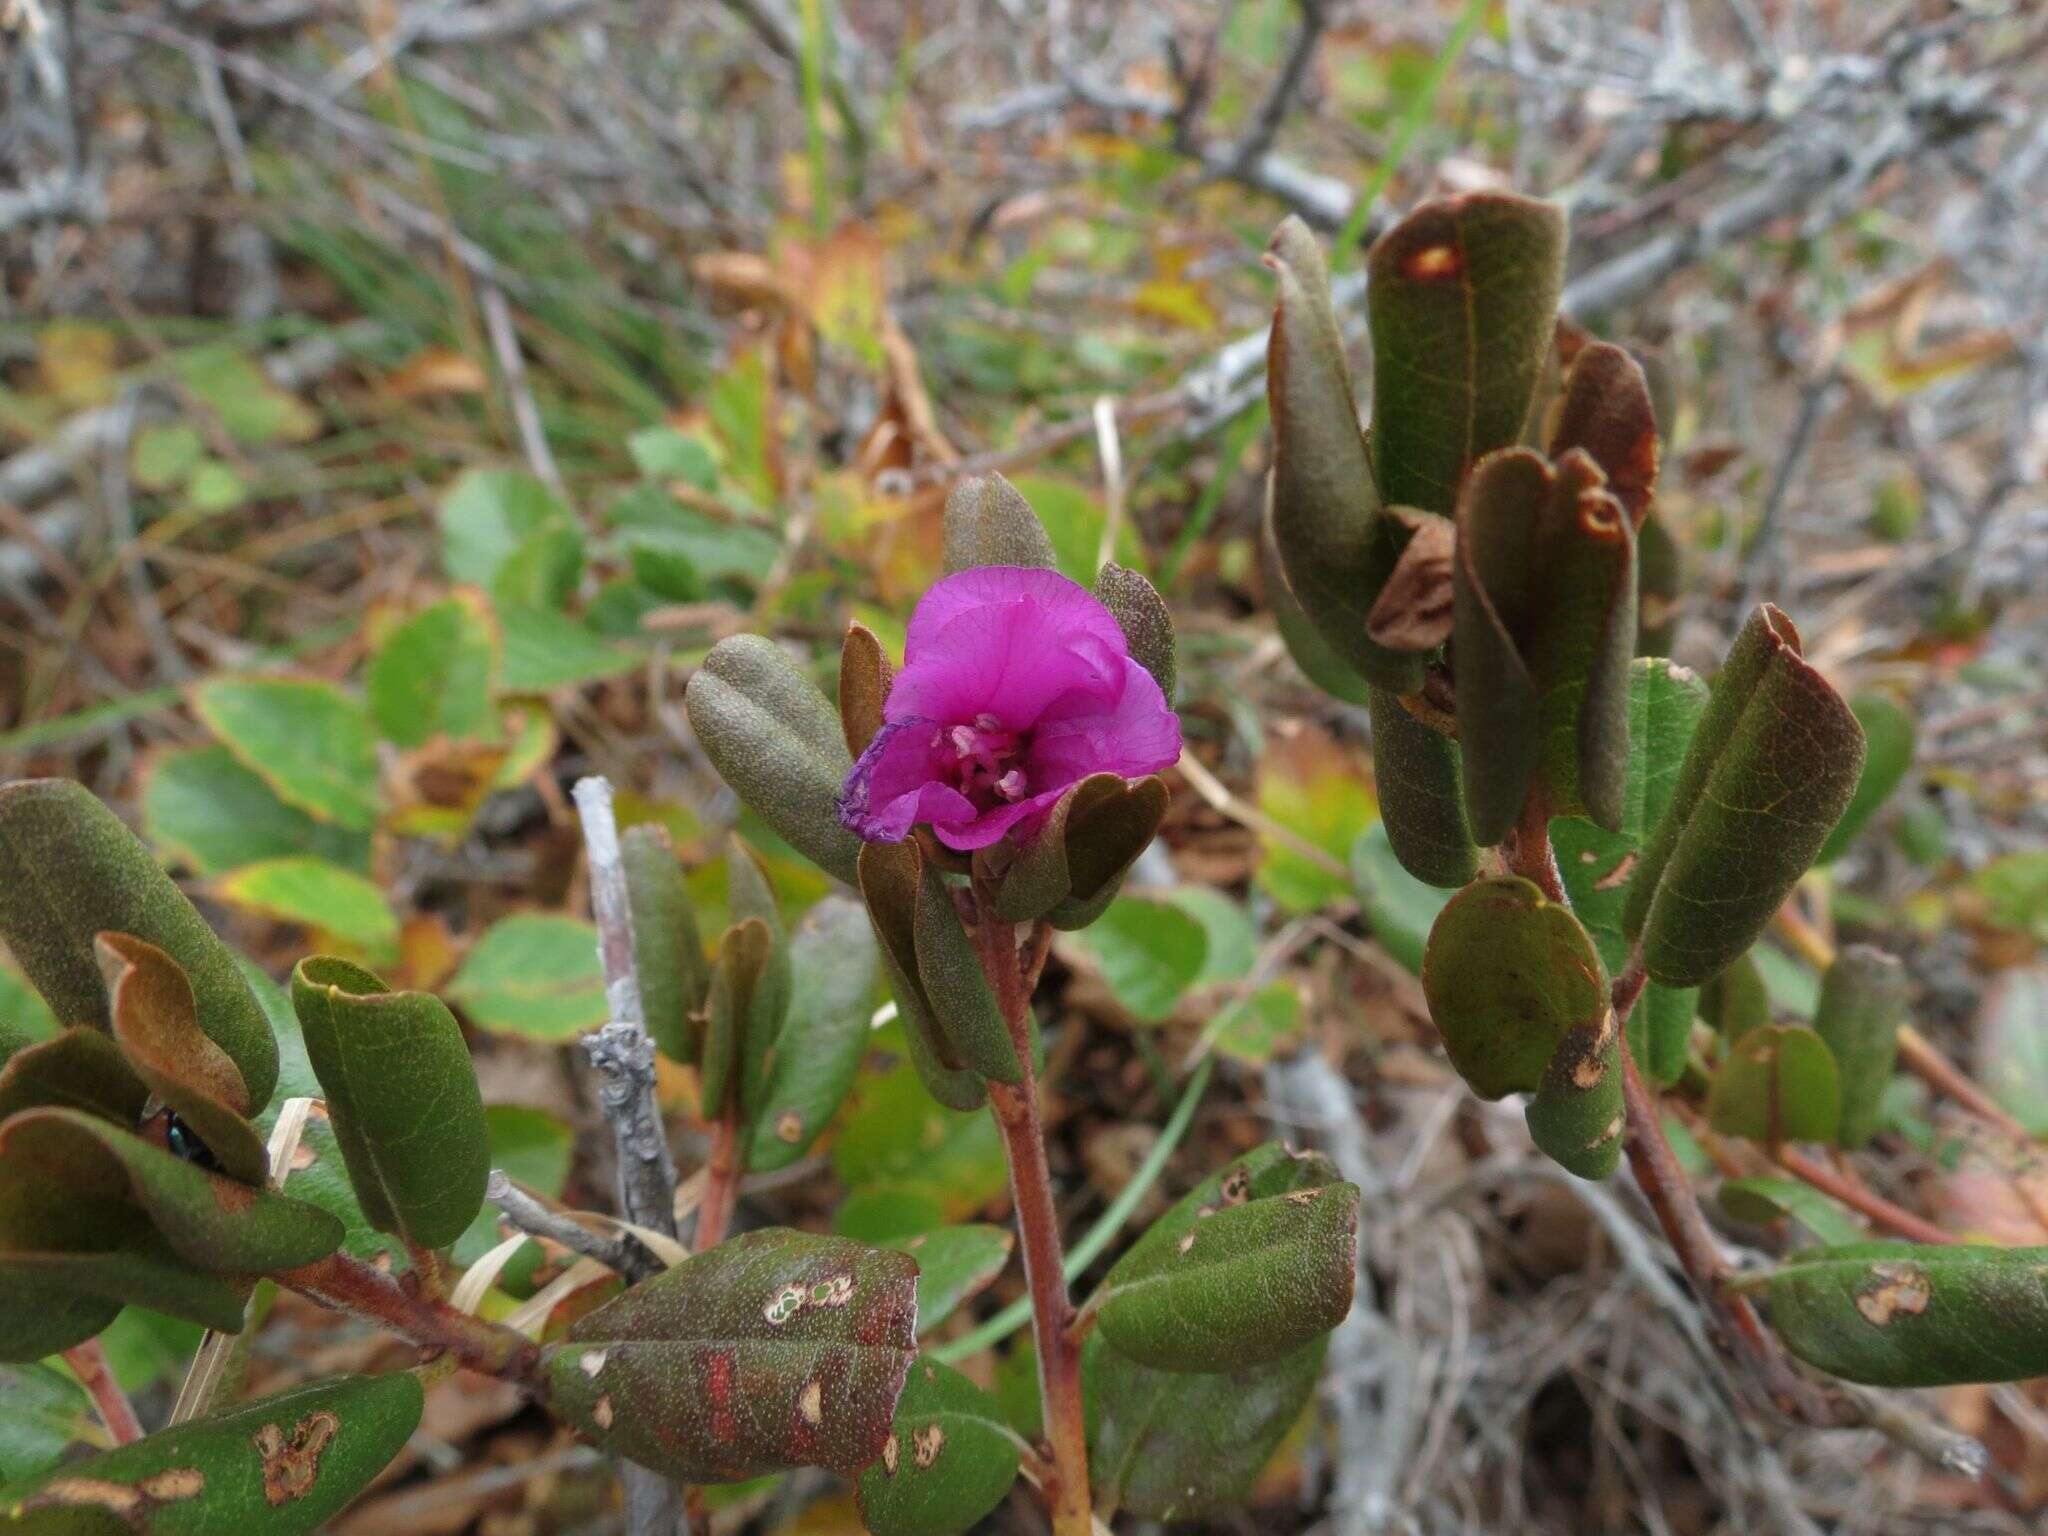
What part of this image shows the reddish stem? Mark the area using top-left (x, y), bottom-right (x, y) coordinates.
top-left (694, 1115), bottom-right (741, 1253)
top-left (1772, 1145), bottom-right (1959, 1246)
top-left (276, 1251), bottom-right (541, 1383)
top-left (971, 883), bottom-right (1093, 1536)
top-left (64, 1338), bottom-right (143, 1446)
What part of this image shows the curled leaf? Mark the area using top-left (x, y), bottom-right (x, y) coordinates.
top-left (1624, 606), bottom-right (1866, 987)
top-left (0, 779), bottom-right (277, 1109)
top-left (857, 843), bottom-right (985, 1112)
top-left (621, 825), bottom-right (708, 1066)
top-left (1366, 689), bottom-right (1478, 889)
top-left (1264, 216), bottom-right (1423, 694)
top-left (1812, 945), bottom-right (1907, 1149)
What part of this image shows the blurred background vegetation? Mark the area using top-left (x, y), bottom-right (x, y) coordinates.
top-left (1, 1), bottom-right (2044, 1531)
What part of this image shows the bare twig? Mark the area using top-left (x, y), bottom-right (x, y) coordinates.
top-left (572, 776), bottom-right (681, 1242)
top-left (486, 1170), bottom-right (666, 1282)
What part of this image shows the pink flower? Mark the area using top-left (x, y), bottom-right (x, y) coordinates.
top-left (837, 567), bottom-right (1182, 851)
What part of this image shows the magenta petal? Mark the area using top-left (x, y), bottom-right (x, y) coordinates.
top-left (905, 566), bottom-right (1126, 661)
top-left (1025, 656), bottom-right (1182, 785)
top-left (928, 786), bottom-right (1068, 851)
top-left (837, 719), bottom-right (977, 842)
top-left (886, 596), bottom-right (1121, 730)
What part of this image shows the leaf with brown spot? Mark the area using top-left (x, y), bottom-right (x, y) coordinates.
top-left (1367, 192), bottom-right (1566, 516)
top-left (1422, 877), bottom-right (1609, 1101)
top-left (855, 1359), bottom-right (1019, 1536)
top-left (98, 934), bottom-right (268, 1186)
top-left (0, 1372), bottom-right (421, 1534)
top-left (1752, 1242), bottom-right (2048, 1386)
top-left (1094, 1168), bottom-right (1358, 1373)
top-left (542, 1227), bottom-right (918, 1482)
top-left (1525, 1011), bottom-right (1625, 1179)
top-left (743, 896), bottom-right (880, 1172)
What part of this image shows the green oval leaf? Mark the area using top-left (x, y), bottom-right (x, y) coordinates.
top-left (447, 914), bottom-right (607, 1040)
top-left (1421, 876), bottom-right (1607, 1100)
top-left (1754, 1242), bottom-right (2048, 1386)
top-left (621, 825), bottom-right (709, 1066)
top-left (216, 858), bottom-right (399, 961)
top-left (0, 780), bottom-right (278, 1109)
top-left (1626, 605), bottom-right (1866, 988)
top-left (856, 1358), bottom-right (1021, 1536)
top-left (365, 593), bottom-right (500, 749)
top-left (0, 1371), bottom-right (422, 1534)
top-left (941, 474), bottom-right (1056, 574)
top-left (1086, 1333), bottom-right (1322, 1521)
top-left (1258, 490), bottom-right (1373, 707)
top-left (1095, 1144), bottom-right (1357, 1374)
top-left (1551, 656), bottom-right (1710, 1084)
top-left (542, 1228), bottom-right (918, 1482)
top-left (889, 1224), bottom-right (1013, 1336)
top-left (291, 957), bottom-right (489, 1251)
top-left (1706, 1024), bottom-right (1841, 1145)
top-left (684, 636), bottom-right (860, 885)
top-left (1811, 945), bottom-right (1907, 1149)
top-left (191, 678), bottom-right (380, 833)
top-left (1366, 688), bottom-right (1477, 889)
top-left (1071, 895), bottom-right (1207, 1025)
top-left (142, 746), bottom-right (370, 879)
top-left (746, 896), bottom-right (880, 1172)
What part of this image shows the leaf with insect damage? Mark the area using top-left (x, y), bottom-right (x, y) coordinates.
top-left (1422, 876), bottom-right (1608, 1101)
top-left (1811, 945), bottom-right (1907, 1150)
top-left (542, 1228), bottom-right (918, 1482)
top-left (0, 780), bottom-right (278, 1110)
top-left (1085, 1332), bottom-right (1324, 1521)
top-left (1264, 217), bottom-right (1422, 695)
top-left (290, 957), bottom-right (488, 1251)
top-left (856, 1358), bottom-right (1021, 1536)
top-left (1524, 1010), bottom-right (1626, 1179)
top-left (1368, 191), bottom-right (1565, 516)
top-left (685, 636), bottom-right (861, 885)
top-left (1452, 448), bottom-right (1637, 843)
top-left (1624, 606), bottom-right (1866, 987)
top-left (745, 896), bottom-right (881, 1173)
top-left (0, 1371), bottom-right (422, 1535)
top-left (1095, 1143), bottom-right (1357, 1373)
top-left (1751, 1242), bottom-right (2048, 1386)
